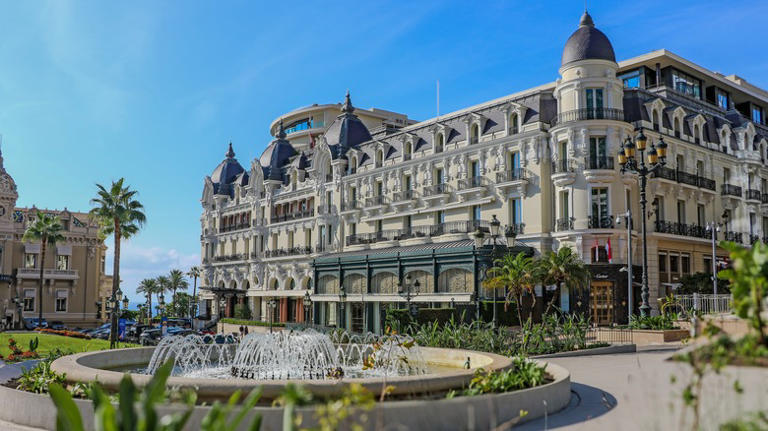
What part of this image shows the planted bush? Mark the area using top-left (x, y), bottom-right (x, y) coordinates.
top-left (629, 314), bottom-right (677, 330)
top-left (460, 357), bottom-right (548, 397)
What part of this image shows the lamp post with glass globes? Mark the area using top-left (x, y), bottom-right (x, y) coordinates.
top-left (615, 210), bottom-right (633, 322)
top-left (398, 275), bottom-right (420, 317)
top-left (489, 215), bottom-right (502, 327)
top-left (617, 128), bottom-right (667, 317)
top-left (705, 221), bottom-right (722, 301)
top-left (108, 288), bottom-right (123, 349)
top-left (303, 291), bottom-right (313, 325)
top-left (268, 298), bottom-right (277, 333)
top-left (338, 289), bottom-right (347, 330)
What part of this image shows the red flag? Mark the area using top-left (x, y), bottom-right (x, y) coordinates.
top-left (607, 238), bottom-right (612, 263)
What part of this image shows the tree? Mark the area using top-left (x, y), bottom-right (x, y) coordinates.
top-left (187, 266), bottom-right (202, 317)
top-left (718, 241), bottom-right (768, 347)
top-left (539, 247), bottom-right (590, 314)
top-left (90, 178), bottom-right (146, 348)
top-left (677, 272), bottom-right (730, 294)
top-left (166, 269), bottom-right (189, 316)
top-left (22, 211), bottom-right (65, 328)
top-left (156, 275), bottom-right (170, 316)
top-left (483, 252), bottom-right (541, 325)
top-left (169, 293), bottom-right (192, 318)
top-left (136, 278), bottom-right (159, 320)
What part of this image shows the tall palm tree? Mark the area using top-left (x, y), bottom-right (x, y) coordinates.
top-left (90, 178), bottom-right (146, 348)
top-left (186, 266), bottom-right (202, 317)
top-left (22, 211), bottom-right (65, 328)
top-left (483, 252), bottom-right (541, 325)
top-left (539, 247), bottom-right (591, 314)
top-left (156, 275), bottom-right (169, 317)
top-left (167, 269), bottom-right (189, 316)
top-left (136, 278), bottom-right (159, 320)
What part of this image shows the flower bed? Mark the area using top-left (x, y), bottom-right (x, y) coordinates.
top-left (34, 328), bottom-right (92, 340)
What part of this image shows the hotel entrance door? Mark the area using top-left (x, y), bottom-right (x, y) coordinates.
top-left (590, 281), bottom-right (614, 325)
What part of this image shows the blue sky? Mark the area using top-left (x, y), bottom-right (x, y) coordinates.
top-left (1, 0), bottom-right (766, 306)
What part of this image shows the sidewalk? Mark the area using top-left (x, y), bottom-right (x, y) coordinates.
top-left (518, 350), bottom-right (768, 430)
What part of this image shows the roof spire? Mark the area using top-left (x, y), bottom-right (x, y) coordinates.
top-left (226, 142), bottom-right (235, 159)
top-left (579, 10), bottom-right (594, 27)
top-left (341, 90), bottom-right (354, 114)
top-left (277, 119), bottom-right (287, 139)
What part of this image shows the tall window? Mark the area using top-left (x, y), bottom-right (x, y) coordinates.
top-left (672, 69), bottom-right (701, 99)
top-left (559, 141), bottom-right (568, 167)
top-left (435, 210), bottom-right (445, 224)
top-left (750, 213), bottom-right (757, 236)
top-left (696, 160), bottom-right (704, 176)
top-left (673, 118), bottom-right (681, 138)
top-left (509, 113), bottom-right (519, 134)
top-left (24, 253), bottom-right (37, 269)
top-left (511, 198), bottom-right (522, 225)
top-left (376, 181), bottom-right (383, 196)
top-left (589, 137), bottom-right (608, 168)
top-left (509, 151), bottom-right (520, 173)
top-left (375, 220), bottom-right (382, 232)
top-left (723, 168), bottom-right (731, 184)
top-left (404, 215), bottom-right (412, 230)
top-left (693, 124), bottom-right (701, 144)
top-left (653, 196), bottom-right (665, 223)
top-left (349, 223), bottom-right (356, 236)
top-left (676, 155), bottom-right (685, 172)
top-left (375, 149), bottom-right (383, 167)
top-left (403, 175), bottom-right (411, 191)
top-left (697, 204), bottom-right (706, 227)
top-left (435, 168), bottom-right (444, 184)
top-left (23, 289), bottom-right (35, 312)
top-left (435, 134), bottom-right (444, 153)
top-left (652, 110), bottom-right (660, 131)
top-left (56, 255), bottom-right (69, 271)
top-left (677, 200), bottom-right (686, 224)
top-left (55, 290), bottom-right (68, 312)
top-left (716, 89), bottom-right (729, 110)
top-left (470, 124), bottom-right (479, 144)
top-left (591, 188), bottom-right (609, 222)
top-left (753, 106), bottom-right (764, 125)
top-left (404, 142), bottom-right (412, 159)
top-left (559, 190), bottom-right (570, 218)
top-left (763, 217), bottom-right (768, 237)
top-left (471, 205), bottom-right (481, 221)
top-left (288, 231), bottom-right (294, 248)
top-left (585, 88), bottom-right (603, 119)
top-left (471, 160), bottom-right (480, 177)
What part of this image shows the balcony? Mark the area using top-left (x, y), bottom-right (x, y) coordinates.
top-left (345, 221), bottom-right (490, 246)
top-left (496, 168), bottom-right (527, 183)
top-left (219, 222), bottom-right (250, 233)
top-left (212, 254), bottom-right (246, 262)
top-left (555, 217), bottom-right (574, 232)
top-left (505, 223), bottom-right (525, 237)
top-left (746, 189), bottom-right (762, 202)
top-left (16, 268), bottom-right (79, 280)
top-left (284, 120), bottom-right (324, 135)
top-left (723, 231), bottom-right (744, 243)
top-left (457, 176), bottom-right (489, 200)
top-left (586, 157), bottom-right (614, 170)
top-left (551, 108), bottom-right (624, 127)
top-left (264, 247), bottom-right (313, 258)
top-left (270, 209), bottom-right (315, 223)
top-left (393, 190), bottom-right (415, 202)
top-left (365, 195), bottom-right (389, 208)
top-left (495, 168), bottom-right (529, 196)
top-left (654, 221), bottom-right (708, 239)
top-left (340, 200), bottom-right (361, 212)
top-left (422, 183), bottom-right (451, 205)
top-left (651, 167), bottom-right (716, 192)
top-left (551, 159), bottom-right (577, 186)
top-left (588, 216), bottom-right (614, 229)
top-left (721, 184), bottom-right (743, 198)
top-left (762, 194), bottom-right (768, 204)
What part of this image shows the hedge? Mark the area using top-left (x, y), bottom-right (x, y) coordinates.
top-left (220, 318), bottom-right (285, 327)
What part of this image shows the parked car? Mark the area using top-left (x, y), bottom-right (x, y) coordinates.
top-left (23, 318), bottom-right (48, 329)
top-left (91, 327), bottom-right (111, 340)
top-left (49, 321), bottom-right (66, 330)
top-left (139, 328), bottom-right (162, 346)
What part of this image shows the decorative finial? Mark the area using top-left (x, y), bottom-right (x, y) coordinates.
top-left (341, 90), bottom-right (354, 113)
top-left (277, 119), bottom-right (287, 139)
top-left (579, 11), bottom-right (594, 27)
top-left (226, 142), bottom-right (235, 159)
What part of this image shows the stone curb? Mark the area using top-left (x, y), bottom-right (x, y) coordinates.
top-left (531, 343), bottom-right (637, 359)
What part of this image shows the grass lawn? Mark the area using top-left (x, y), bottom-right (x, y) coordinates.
top-left (0, 332), bottom-right (138, 358)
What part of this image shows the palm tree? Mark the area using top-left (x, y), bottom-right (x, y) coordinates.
top-left (483, 252), bottom-right (541, 325)
top-left (22, 211), bottom-right (65, 328)
top-left (167, 269), bottom-right (189, 316)
top-left (136, 278), bottom-right (159, 320)
top-left (90, 178), bottom-right (146, 348)
top-left (187, 266), bottom-right (202, 317)
top-left (539, 247), bottom-right (591, 314)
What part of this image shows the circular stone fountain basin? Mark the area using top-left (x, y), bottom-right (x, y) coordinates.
top-left (52, 345), bottom-right (513, 401)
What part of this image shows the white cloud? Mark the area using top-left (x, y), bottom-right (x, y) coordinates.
top-left (104, 242), bottom-right (200, 307)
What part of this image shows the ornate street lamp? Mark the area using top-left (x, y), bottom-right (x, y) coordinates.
top-left (706, 221), bottom-right (723, 302)
top-left (303, 291), bottom-right (313, 324)
top-left (618, 128), bottom-right (667, 317)
top-left (338, 289), bottom-right (347, 329)
top-left (108, 288), bottom-right (123, 349)
top-left (268, 298), bottom-right (277, 333)
top-left (122, 296), bottom-right (129, 310)
top-left (398, 275), bottom-right (418, 316)
top-left (489, 215), bottom-right (503, 327)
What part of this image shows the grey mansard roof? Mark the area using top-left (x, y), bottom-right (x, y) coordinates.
top-left (260, 120), bottom-right (297, 181)
top-left (561, 12), bottom-right (616, 66)
top-left (323, 91), bottom-right (373, 160)
top-left (211, 143), bottom-right (245, 195)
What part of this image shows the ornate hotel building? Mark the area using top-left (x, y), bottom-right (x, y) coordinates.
top-left (199, 12), bottom-right (768, 329)
top-left (0, 148), bottom-right (112, 328)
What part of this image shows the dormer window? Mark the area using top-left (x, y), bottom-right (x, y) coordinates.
top-left (435, 134), bottom-right (444, 153)
top-left (652, 110), bottom-right (660, 131)
top-left (509, 113), bottom-right (519, 135)
top-left (693, 124), bottom-right (701, 145)
top-left (349, 156), bottom-right (357, 174)
top-left (470, 124), bottom-right (479, 144)
top-left (375, 149), bottom-right (383, 168)
top-left (404, 142), bottom-right (412, 160)
top-left (673, 118), bottom-right (681, 138)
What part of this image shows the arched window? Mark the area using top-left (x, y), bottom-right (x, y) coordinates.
top-left (404, 142), bottom-right (412, 160)
top-left (349, 156), bottom-right (357, 174)
top-left (652, 111), bottom-right (660, 131)
top-left (693, 125), bottom-right (700, 145)
top-left (470, 124), bottom-right (480, 144)
top-left (286, 278), bottom-right (296, 290)
top-left (435, 134), bottom-right (444, 153)
top-left (375, 149), bottom-right (383, 168)
top-left (673, 118), bottom-right (680, 138)
top-left (510, 113), bottom-right (519, 134)
top-left (270, 279), bottom-right (279, 290)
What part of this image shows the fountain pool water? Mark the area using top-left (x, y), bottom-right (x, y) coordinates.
top-left (145, 329), bottom-right (427, 380)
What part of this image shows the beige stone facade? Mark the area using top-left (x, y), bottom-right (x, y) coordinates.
top-left (199, 12), bottom-right (768, 327)
top-left (0, 150), bottom-right (111, 329)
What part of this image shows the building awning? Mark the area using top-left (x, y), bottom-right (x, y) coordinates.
top-left (314, 239), bottom-right (533, 263)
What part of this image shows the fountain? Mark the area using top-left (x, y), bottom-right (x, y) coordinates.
top-left (145, 329), bottom-right (427, 380)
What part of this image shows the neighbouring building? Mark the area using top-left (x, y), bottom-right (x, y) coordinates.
top-left (0, 147), bottom-right (112, 328)
top-left (199, 11), bottom-right (768, 329)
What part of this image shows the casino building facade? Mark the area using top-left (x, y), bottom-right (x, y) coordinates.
top-left (198, 12), bottom-right (768, 329)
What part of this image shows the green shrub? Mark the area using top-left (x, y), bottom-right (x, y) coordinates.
top-left (220, 318), bottom-right (285, 327)
top-left (629, 314), bottom-right (677, 330)
top-left (233, 304), bottom-right (252, 320)
top-left (16, 360), bottom-right (67, 394)
top-left (461, 357), bottom-right (548, 396)
top-left (383, 307), bottom-right (412, 333)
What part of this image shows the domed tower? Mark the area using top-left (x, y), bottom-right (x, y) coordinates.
top-left (0, 146), bottom-right (19, 229)
top-left (210, 143), bottom-right (246, 197)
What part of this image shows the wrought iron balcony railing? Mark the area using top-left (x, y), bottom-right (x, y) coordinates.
top-left (723, 231), bottom-right (744, 243)
top-left (344, 220), bottom-right (491, 246)
top-left (496, 168), bottom-right (528, 183)
top-left (551, 108), bottom-right (624, 126)
top-left (721, 184), bottom-right (743, 197)
top-left (586, 157), bottom-right (614, 170)
top-left (457, 176), bottom-right (489, 190)
top-left (555, 217), bottom-right (574, 231)
top-left (365, 195), bottom-right (389, 207)
top-left (264, 247), bottom-right (313, 258)
top-left (340, 200), bottom-right (361, 211)
top-left (423, 183), bottom-right (450, 197)
top-left (588, 216), bottom-right (614, 229)
top-left (551, 159), bottom-right (576, 174)
top-left (746, 189), bottom-right (762, 201)
top-left (393, 190), bottom-right (414, 202)
top-left (654, 221), bottom-right (708, 239)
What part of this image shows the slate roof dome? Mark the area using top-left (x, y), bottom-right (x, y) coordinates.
top-left (323, 91), bottom-right (373, 159)
top-left (561, 12), bottom-right (616, 66)
top-left (211, 143), bottom-right (245, 193)
top-left (260, 120), bottom-right (297, 181)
